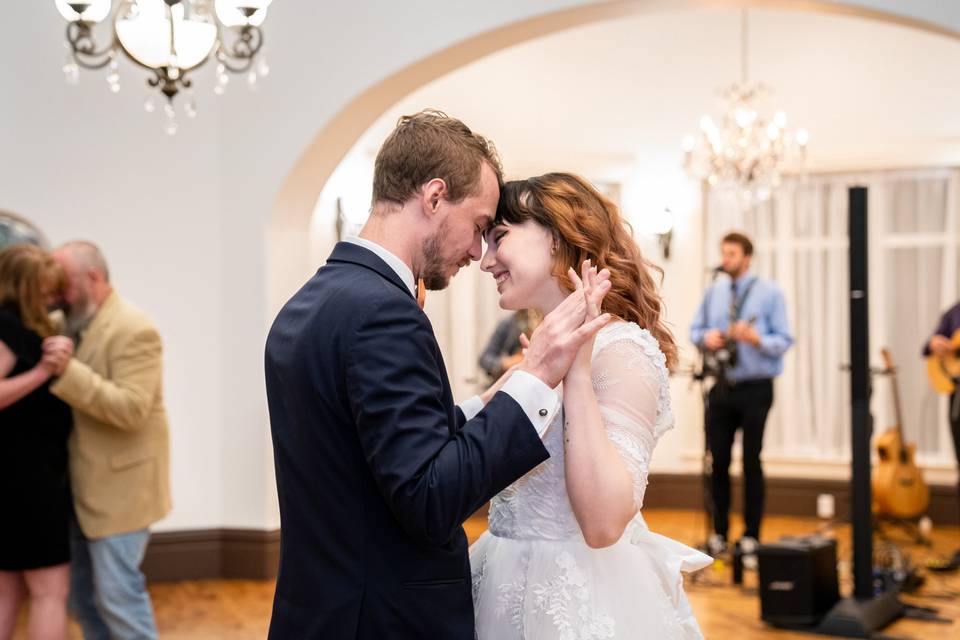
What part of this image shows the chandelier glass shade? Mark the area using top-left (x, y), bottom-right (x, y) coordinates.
top-left (55, 0), bottom-right (272, 134)
top-left (682, 10), bottom-right (809, 202)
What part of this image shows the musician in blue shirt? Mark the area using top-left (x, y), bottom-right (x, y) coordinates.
top-left (691, 232), bottom-right (793, 557)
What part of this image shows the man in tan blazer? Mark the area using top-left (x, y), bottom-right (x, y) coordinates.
top-left (43, 241), bottom-right (170, 640)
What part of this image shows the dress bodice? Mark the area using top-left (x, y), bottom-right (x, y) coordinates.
top-left (487, 322), bottom-right (673, 541)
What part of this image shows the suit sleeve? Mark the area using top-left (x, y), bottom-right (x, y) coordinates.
top-left (51, 326), bottom-right (162, 431)
top-left (345, 300), bottom-right (549, 546)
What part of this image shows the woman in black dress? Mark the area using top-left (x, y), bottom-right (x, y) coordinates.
top-left (0, 244), bottom-right (74, 640)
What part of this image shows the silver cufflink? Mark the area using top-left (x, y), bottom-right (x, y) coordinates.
top-left (539, 409), bottom-right (548, 417)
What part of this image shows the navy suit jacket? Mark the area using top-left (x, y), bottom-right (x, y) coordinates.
top-left (265, 242), bottom-right (550, 639)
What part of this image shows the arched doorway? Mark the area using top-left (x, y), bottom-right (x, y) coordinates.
top-left (265, 0), bottom-right (959, 315)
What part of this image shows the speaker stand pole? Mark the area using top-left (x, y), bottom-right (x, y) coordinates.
top-left (816, 187), bottom-right (903, 636)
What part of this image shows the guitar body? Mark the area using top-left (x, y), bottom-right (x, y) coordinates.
top-left (872, 348), bottom-right (931, 519)
top-left (871, 427), bottom-right (930, 519)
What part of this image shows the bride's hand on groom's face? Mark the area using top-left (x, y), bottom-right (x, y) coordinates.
top-left (519, 260), bottom-right (612, 388)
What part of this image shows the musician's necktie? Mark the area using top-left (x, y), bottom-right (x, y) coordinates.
top-left (729, 280), bottom-right (738, 324)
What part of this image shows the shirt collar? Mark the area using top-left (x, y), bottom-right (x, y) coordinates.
top-left (344, 236), bottom-right (416, 296)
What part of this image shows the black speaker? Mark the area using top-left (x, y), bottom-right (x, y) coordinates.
top-left (757, 537), bottom-right (840, 628)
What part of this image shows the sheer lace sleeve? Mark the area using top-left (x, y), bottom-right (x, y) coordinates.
top-left (590, 323), bottom-right (673, 510)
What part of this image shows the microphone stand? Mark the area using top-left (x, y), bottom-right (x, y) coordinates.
top-left (698, 266), bottom-right (724, 557)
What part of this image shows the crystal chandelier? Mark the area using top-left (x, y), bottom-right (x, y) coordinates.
top-left (682, 10), bottom-right (808, 202)
top-left (55, 0), bottom-right (272, 134)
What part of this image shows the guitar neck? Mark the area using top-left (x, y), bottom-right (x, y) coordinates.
top-left (881, 347), bottom-right (905, 437)
top-left (891, 372), bottom-right (905, 438)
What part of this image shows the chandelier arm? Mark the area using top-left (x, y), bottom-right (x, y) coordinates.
top-left (216, 25), bottom-right (264, 74)
top-left (66, 21), bottom-right (116, 70)
top-left (147, 66), bottom-right (190, 101)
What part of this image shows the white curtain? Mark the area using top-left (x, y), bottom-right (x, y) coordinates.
top-left (706, 168), bottom-right (960, 464)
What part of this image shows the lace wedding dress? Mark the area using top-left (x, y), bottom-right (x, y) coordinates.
top-left (470, 322), bottom-right (712, 639)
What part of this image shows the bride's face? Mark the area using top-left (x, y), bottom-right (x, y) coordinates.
top-left (481, 219), bottom-right (562, 312)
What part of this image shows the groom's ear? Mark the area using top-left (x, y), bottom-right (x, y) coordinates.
top-left (420, 178), bottom-right (448, 219)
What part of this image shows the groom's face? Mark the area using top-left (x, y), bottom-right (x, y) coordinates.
top-left (421, 162), bottom-right (500, 290)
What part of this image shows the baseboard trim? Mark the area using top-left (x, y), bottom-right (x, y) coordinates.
top-left (644, 473), bottom-right (959, 526)
top-left (143, 475), bottom-right (957, 582)
top-left (142, 528), bottom-right (280, 582)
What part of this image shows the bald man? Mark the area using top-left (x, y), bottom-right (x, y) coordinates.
top-left (44, 241), bottom-right (170, 640)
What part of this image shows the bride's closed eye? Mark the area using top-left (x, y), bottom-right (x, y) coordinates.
top-left (484, 227), bottom-right (505, 247)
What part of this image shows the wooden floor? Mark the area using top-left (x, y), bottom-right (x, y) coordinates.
top-left (15, 509), bottom-right (960, 639)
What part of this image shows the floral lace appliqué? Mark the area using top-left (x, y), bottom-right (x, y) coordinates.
top-left (591, 368), bottom-right (612, 392)
top-left (494, 551), bottom-right (530, 633)
top-left (528, 552), bottom-right (615, 640)
top-left (472, 549), bottom-right (488, 609)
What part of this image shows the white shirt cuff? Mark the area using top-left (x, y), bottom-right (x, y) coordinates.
top-left (500, 370), bottom-right (561, 438)
top-left (458, 395), bottom-right (484, 421)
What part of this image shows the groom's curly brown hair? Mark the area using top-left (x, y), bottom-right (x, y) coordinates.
top-left (373, 109), bottom-right (503, 207)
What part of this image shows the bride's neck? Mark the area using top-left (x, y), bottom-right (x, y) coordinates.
top-left (536, 286), bottom-right (568, 316)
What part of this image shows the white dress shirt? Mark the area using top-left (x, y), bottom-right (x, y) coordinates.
top-left (344, 236), bottom-right (560, 436)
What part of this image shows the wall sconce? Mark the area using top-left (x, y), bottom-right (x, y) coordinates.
top-left (658, 228), bottom-right (673, 260)
top-left (654, 207), bottom-right (675, 261)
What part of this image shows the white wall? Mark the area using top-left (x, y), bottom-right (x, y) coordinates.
top-left (0, 5), bottom-right (226, 531)
top-left (3, 1), bottom-right (958, 532)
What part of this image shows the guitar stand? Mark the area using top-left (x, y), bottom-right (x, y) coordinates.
top-left (874, 516), bottom-right (932, 547)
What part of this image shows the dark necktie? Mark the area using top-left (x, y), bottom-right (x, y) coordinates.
top-left (728, 280), bottom-right (738, 325)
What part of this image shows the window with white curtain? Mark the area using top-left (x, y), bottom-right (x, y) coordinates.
top-left (705, 168), bottom-right (960, 465)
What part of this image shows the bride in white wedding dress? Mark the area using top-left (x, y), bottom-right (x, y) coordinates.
top-left (472, 173), bottom-right (711, 639)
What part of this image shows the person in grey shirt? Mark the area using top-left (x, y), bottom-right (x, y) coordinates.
top-left (478, 310), bottom-right (539, 380)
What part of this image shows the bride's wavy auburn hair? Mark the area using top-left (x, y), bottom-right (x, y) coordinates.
top-left (495, 172), bottom-right (677, 369)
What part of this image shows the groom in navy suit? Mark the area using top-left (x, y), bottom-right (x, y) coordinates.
top-left (265, 111), bottom-right (610, 639)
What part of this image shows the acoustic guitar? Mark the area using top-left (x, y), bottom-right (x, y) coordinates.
top-left (871, 348), bottom-right (930, 519)
top-left (925, 329), bottom-right (960, 394)
top-left (700, 315), bottom-right (757, 381)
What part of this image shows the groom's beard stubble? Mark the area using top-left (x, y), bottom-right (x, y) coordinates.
top-left (420, 224), bottom-right (452, 291)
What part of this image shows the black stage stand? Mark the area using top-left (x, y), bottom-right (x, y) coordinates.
top-left (815, 187), bottom-right (903, 637)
